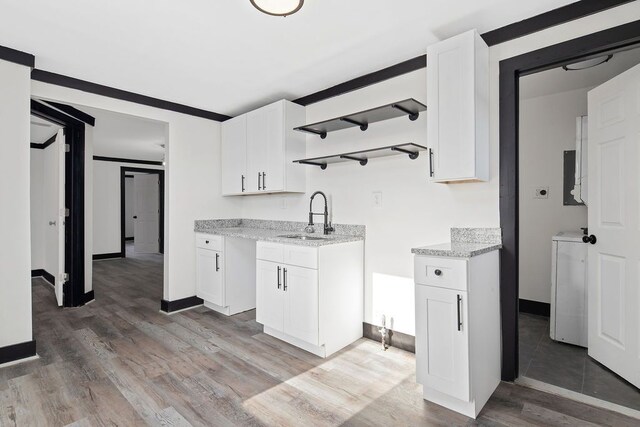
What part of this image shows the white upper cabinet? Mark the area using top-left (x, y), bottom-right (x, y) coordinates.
top-left (221, 99), bottom-right (306, 196)
top-left (427, 29), bottom-right (489, 182)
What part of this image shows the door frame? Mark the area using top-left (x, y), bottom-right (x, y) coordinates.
top-left (499, 19), bottom-right (640, 381)
top-left (30, 100), bottom-right (86, 307)
top-left (120, 166), bottom-right (165, 258)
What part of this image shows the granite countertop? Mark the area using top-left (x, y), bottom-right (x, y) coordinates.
top-left (194, 219), bottom-right (365, 247)
top-left (411, 227), bottom-right (502, 258)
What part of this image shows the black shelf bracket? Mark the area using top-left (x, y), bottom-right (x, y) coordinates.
top-left (391, 146), bottom-right (420, 159)
top-left (298, 127), bottom-right (327, 139)
top-left (340, 117), bottom-right (368, 131)
top-left (340, 155), bottom-right (368, 166)
top-left (392, 104), bottom-right (420, 121)
top-left (299, 160), bottom-right (328, 170)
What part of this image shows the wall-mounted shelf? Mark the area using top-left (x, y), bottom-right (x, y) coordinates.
top-left (294, 98), bottom-right (427, 139)
top-left (293, 143), bottom-right (428, 170)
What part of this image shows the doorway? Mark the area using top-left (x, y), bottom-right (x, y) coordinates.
top-left (516, 46), bottom-right (640, 411)
top-left (120, 167), bottom-right (164, 258)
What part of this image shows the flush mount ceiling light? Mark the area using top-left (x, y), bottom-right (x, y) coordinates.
top-left (250, 0), bottom-right (304, 17)
top-left (562, 54), bottom-right (613, 71)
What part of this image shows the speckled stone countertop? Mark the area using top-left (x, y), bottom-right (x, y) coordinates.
top-left (412, 227), bottom-right (502, 258)
top-left (194, 219), bottom-right (365, 247)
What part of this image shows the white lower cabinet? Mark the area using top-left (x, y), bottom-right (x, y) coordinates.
top-left (256, 240), bottom-right (363, 358)
top-left (195, 233), bottom-right (256, 316)
top-left (414, 250), bottom-right (500, 418)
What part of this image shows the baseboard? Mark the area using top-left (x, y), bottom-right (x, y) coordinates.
top-left (519, 299), bottom-right (551, 317)
top-left (160, 296), bottom-right (203, 313)
top-left (93, 252), bottom-right (122, 260)
top-left (0, 340), bottom-right (36, 365)
top-left (31, 269), bottom-right (55, 286)
top-left (363, 322), bottom-right (415, 353)
top-left (125, 236), bottom-right (134, 241)
top-left (82, 290), bottom-right (95, 305)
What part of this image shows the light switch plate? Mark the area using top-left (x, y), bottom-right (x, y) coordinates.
top-left (535, 187), bottom-right (549, 199)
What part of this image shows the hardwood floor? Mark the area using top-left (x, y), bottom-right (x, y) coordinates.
top-left (1, 248), bottom-right (638, 426)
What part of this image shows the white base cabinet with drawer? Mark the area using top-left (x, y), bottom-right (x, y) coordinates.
top-left (195, 233), bottom-right (256, 316)
top-left (414, 250), bottom-right (500, 418)
top-left (256, 240), bottom-right (364, 358)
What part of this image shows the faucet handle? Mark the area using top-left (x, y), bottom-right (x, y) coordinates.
top-left (305, 224), bottom-right (315, 234)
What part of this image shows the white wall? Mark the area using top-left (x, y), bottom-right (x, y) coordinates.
top-left (92, 161), bottom-right (163, 255)
top-left (241, 2), bottom-right (640, 336)
top-left (518, 88), bottom-right (589, 304)
top-left (124, 178), bottom-right (134, 237)
top-left (0, 59), bottom-right (32, 349)
top-left (30, 148), bottom-right (45, 270)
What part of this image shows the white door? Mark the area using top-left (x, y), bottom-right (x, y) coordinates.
top-left (221, 114), bottom-right (247, 195)
top-left (415, 285), bottom-right (470, 401)
top-left (587, 62), bottom-right (640, 388)
top-left (133, 174), bottom-right (159, 253)
top-left (55, 130), bottom-right (65, 306)
top-left (196, 248), bottom-right (224, 306)
top-left (256, 260), bottom-right (283, 331)
top-left (283, 265), bottom-right (318, 345)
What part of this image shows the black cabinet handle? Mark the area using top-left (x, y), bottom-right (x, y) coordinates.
top-left (434, 269), bottom-right (442, 276)
top-left (457, 294), bottom-right (462, 331)
top-left (241, 175), bottom-right (245, 192)
top-left (582, 234), bottom-right (597, 245)
top-left (262, 172), bottom-right (266, 190)
top-left (428, 148), bottom-right (434, 178)
top-left (133, 215), bottom-right (138, 219)
top-left (258, 172), bottom-right (262, 190)
top-left (283, 268), bottom-right (287, 291)
top-left (205, 240), bottom-right (210, 244)
top-left (277, 266), bottom-right (281, 289)
top-left (215, 253), bottom-right (219, 272)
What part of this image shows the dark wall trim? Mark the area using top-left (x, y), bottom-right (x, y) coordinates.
top-left (499, 19), bottom-right (640, 382)
top-left (30, 134), bottom-right (57, 150)
top-left (120, 167), bottom-right (165, 258)
top-left (31, 69), bottom-right (231, 122)
top-left (93, 253), bottom-right (122, 260)
top-left (0, 44), bottom-right (35, 68)
top-left (293, 1), bottom-right (633, 107)
top-left (45, 101), bottom-right (96, 126)
top-left (82, 290), bottom-right (95, 305)
top-left (94, 156), bottom-right (163, 166)
top-left (0, 340), bottom-right (37, 365)
top-left (482, 0), bottom-right (635, 46)
top-left (125, 236), bottom-right (134, 241)
top-left (363, 322), bottom-right (415, 353)
top-left (293, 55), bottom-right (426, 106)
top-left (519, 299), bottom-right (551, 317)
top-left (160, 296), bottom-right (203, 313)
top-left (31, 269), bottom-right (55, 286)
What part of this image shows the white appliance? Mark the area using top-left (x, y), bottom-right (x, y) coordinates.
top-left (550, 231), bottom-right (588, 347)
top-left (572, 116), bottom-right (588, 205)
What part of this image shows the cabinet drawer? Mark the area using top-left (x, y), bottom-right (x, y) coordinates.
top-left (283, 245), bottom-right (318, 269)
top-left (196, 234), bottom-right (223, 251)
top-left (414, 256), bottom-right (467, 291)
top-left (257, 241), bottom-right (284, 263)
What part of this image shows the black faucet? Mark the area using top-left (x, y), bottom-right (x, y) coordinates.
top-left (308, 191), bottom-right (334, 235)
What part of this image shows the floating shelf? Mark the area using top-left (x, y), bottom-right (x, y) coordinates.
top-left (294, 98), bottom-right (427, 139)
top-left (293, 143), bottom-right (428, 170)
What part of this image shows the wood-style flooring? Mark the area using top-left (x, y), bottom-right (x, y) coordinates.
top-left (1, 245), bottom-right (638, 426)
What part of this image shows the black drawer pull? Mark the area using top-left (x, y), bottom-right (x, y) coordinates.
top-left (434, 269), bottom-right (442, 276)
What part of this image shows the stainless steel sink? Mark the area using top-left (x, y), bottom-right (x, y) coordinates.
top-left (278, 234), bottom-right (328, 241)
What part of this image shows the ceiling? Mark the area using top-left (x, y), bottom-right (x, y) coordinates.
top-left (72, 105), bottom-right (166, 161)
top-left (1, 0), bottom-right (576, 116)
top-left (520, 46), bottom-right (640, 99)
top-left (30, 115), bottom-right (61, 144)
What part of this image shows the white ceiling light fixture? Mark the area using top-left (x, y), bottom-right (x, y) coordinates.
top-left (250, 0), bottom-right (304, 17)
top-left (562, 55), bottom-right (613, 71)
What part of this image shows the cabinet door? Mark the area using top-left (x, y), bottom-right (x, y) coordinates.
top-left (196, 248), bottom-right (224, 306)
top-left (283, 265), bottom-right (319, 345)
top-left (415, 285), bottom-right (469, 401)
top-left (221, 115), bottom-right (247, 195)
top-left (246, 101), bottom-right (284, 192)
top-left (256, 260), bottom-right (284, 331)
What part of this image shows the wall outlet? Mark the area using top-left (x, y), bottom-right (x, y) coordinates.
top-left (372, 191), bottom-right (382, 208)
top-left (535, 187), bottom-right (549, 199)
